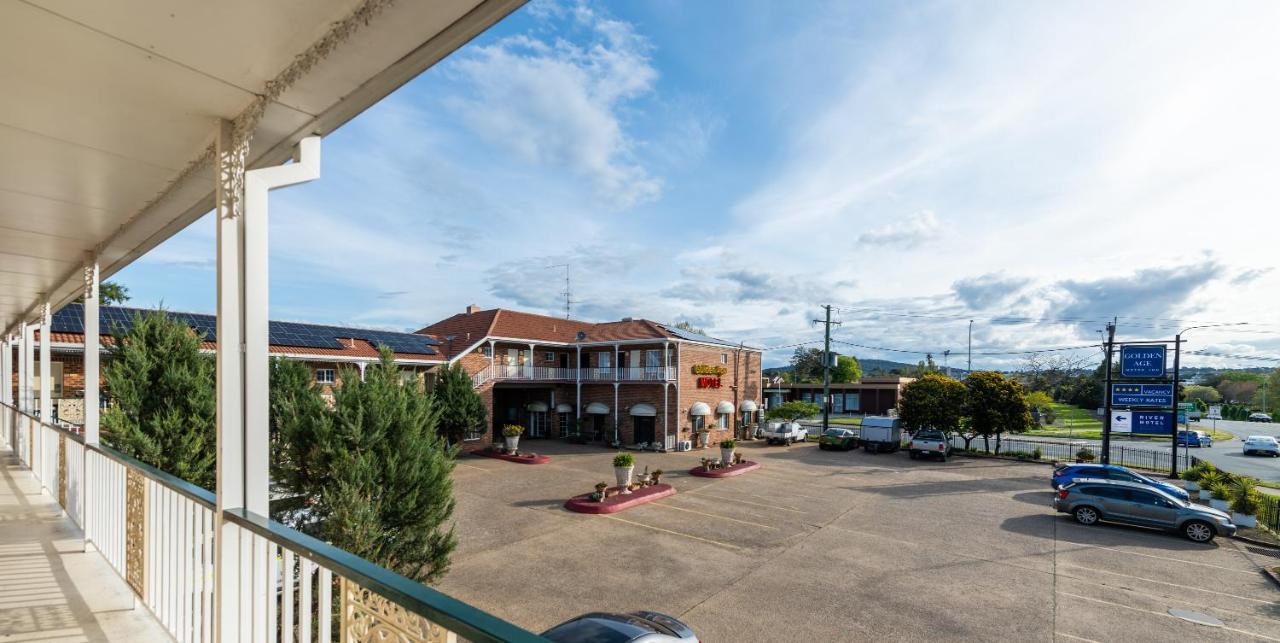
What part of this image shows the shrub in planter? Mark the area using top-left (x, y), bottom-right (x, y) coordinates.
top-left (1229, 478), bottom-right (1261, 528)
top-left (1179, 467), bottom-right (1202, 491)
top-left (1032, 447), bottom-right (1043, 461)
top-left (613, 452), bottom-right (635, 493)
top-left (1208, 483), bottom-right (1231, 511)
top-left (502, 424), bottom-right (524, 452)
top-left (1075, 448), bottom-right (1096, 463)
top-left (651, 469), bottom-right (664, 484)
top-left (1196, 471), bottom-right (1224, 501)
top-left (719, 439), bottom-right (736, 467)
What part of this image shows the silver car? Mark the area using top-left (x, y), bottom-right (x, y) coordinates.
top-left (1053, 478), bottom-right (1236, 543)
top-left (1242, 435), bottom-right (1280, 457)
top-left (542, 611), bottom-right (698, 642)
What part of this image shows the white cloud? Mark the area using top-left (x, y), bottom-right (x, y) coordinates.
top-left (444, 3), bottom-right (661, 208)
top-left (856, 211), bottom-right (942, 248)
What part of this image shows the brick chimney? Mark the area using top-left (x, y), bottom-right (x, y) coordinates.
top-left (466, 304), bottom-right (481, 315)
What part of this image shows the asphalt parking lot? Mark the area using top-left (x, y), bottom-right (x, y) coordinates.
top-left (439, 440), bottom-right (1280, 642)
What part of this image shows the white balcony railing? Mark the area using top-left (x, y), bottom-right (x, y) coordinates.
top-left (580, 367), bottom-right (615, 381)
top-left (1, 402), bottom-right (545, 643)
top-left (618, 366), bottom-right (676, 381)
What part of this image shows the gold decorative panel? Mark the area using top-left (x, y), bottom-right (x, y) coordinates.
top-left (125, 468), bottom-right (146, 597)
top-left (57, 434), bottom-right (66, 508)
top-left (340, 578), bottom-right (455, 643)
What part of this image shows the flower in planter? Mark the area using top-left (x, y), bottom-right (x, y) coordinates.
top-left (502, 424), bottom-right (525, 438)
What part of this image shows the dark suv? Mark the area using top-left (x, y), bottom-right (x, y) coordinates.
top-left (1053, 479), bottom-right (1235, 543)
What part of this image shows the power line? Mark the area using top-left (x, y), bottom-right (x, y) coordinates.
top-left (829, 305), bottom-right (1275, 332)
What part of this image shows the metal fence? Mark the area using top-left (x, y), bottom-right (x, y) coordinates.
top-left (1258, 493), bottom-right (1280, 532)
top-left (955, 436), bottom-right (1199, 473)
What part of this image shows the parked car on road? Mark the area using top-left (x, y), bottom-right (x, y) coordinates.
top-left (1175, 430), bottom-right (1212, 448)
top-left (1248, 412), bottom-right (1273, 423)
top-left (542, 611), bottom-right (698, 642)
top-left (1053, 478), bottom-right (1235, 542)
top-left (1051, 463), bottom-right (1190, 501)
top-left (818, 428), bottom-right (858, 451)
top-left (1242, 435), bottom-right (1280, 457)
top-left (907, 430), bottom-right (952, 461)
top-left (859, 416), bottom-right (902, 454)
top-left (762, 421), bottom-right (807, 445)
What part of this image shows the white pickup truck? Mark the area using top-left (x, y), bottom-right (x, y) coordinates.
top-left (907, 429), bottom-right (953, 461)
top-left (761, 421), bottom-right (807, 445)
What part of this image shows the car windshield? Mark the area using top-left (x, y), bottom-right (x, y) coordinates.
top-left (824, 430), bottom-right (843, 437)
top-left (916, 431), bottom-right (944, 440)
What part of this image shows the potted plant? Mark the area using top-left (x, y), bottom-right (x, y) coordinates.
top-left (1179, 467), bottom-right (1202, 492)
top-left (1196, 471), bottom-right (1223, 501)
top-left (1229, 478), bottom-right (1260, 529)
top-left (1208, 482), bottom-right (1231, 511)
top-left (1075, 447), bottom-right (1096, 463)
top-left (613, 452), bottom-right (635, 494)
top-left (502, 424), bottom-right (524, 452)
top-left (697, 429), bottom-right (710, 449)
top-left (651, 469), bottom-right (663, 485)
top-left (720, 438), bottom-right (737, 467)
top-left (594, 482), bottom-right (609, 502)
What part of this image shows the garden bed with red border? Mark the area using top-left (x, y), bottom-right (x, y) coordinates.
top-left (564, 483), bottom-right (675, 514)
top-left (689, 460), bottom-right (760, 478)
top-left (471, 450), bottom-right (551, 465)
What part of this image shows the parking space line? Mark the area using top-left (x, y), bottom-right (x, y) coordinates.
top-left (687, 491), bottom-right (806, 513)
top-left (649, 502), bottom-right (779, 529)
top-left (599, 515), bottom-right (743, 550)
top-left (1057, 592), bottom-right (1280, 642)
top-left (454, 463), bottom-right (491, 472)
top-left (1058, 563), bottom-right (1274, 605)
top-left (1055, 632), bottom-right (1104, 643)
top-left (1059, 541), bottom-right (1259, 575)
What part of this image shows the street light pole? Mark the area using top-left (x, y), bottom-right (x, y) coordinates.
top-left (1169, 322), bottom-right (1248, 479)
top-left (967, 320), bottom-right (973, 377)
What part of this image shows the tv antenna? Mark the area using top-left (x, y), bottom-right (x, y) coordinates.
top-left (547, 263), bottom-right (575, 318)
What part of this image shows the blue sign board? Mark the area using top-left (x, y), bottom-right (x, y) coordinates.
top-left (1132, 411), bottom-right (1174, 435)
top-left (1120, 345), bottom-right (1166, 378)
top-left (1111, 383), bottom-right (1174, 407)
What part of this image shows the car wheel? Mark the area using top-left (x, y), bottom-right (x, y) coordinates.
top-left (1183, 520), bottom-right (1215, 543)
top-left (1073, 506), bottom-right (1100, 525)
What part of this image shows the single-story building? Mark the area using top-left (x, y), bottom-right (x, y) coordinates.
top-left (764, 377), bottom-right (914, 416)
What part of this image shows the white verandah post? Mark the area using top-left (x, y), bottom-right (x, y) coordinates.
top-left (82, 259), bottom-right (100, 537)
top-left (213, 119), bottom-right (320, 641)
top-left (2, 334), bottom-right (11, 448)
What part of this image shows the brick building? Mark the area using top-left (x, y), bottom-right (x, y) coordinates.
top-left (765, 377), bottom-right (915, 416)
top-left (13, 303), bottom-right (445, 423)
top-left (416, 305), bottom-right (763, 451)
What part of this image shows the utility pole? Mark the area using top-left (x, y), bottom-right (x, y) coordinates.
top-left (1170, 334), bottom-right (1182, 479)
top-left (813, 305), bottom-right (841, 434)
top-left (967, 320), bottom-right (973, 377)
top-left (1101, 320), bottom-right (1116, 465)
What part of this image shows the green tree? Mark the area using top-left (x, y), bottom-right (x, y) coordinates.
top-left (765, 400), bottom-right (822, 423)
top-left (965, 371), bottom-right (1032, 454)
top-left (269, 358), bottom-right (332, 507)
top-left (101, 310), bottom-right (215, 488)
top-left (1024, 390), bottom-right (1056, 425)
top-left (789, 347), bottom-right (825, 383)
top-left (433, 362), bottom-right (487, 444)
top-left (1183, 384), bottom-right (1222, 404)
top-left (674, 320), bottom-right (706, 335)
top-left (830, 355), bottom-right (863, 383)
top-left (78, 280), bottom-right (131, 306)
top-left (898, 373), bottom-right (967, 441)
top-left (276, 348), bottom-right (459, 584)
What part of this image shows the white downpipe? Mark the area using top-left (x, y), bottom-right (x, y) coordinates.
top-left (2, 335), bottom-right (11, 448)
top-left (244, 134), bottom-right (320, 518)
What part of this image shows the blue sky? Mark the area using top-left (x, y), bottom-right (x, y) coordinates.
top-left (117, 0), bottom-right (1280, 369)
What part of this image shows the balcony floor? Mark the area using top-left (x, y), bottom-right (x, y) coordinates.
top-left (0, 452), bottom-right (169, 642)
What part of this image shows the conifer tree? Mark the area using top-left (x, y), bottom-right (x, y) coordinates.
top-left (274, 347), bottom-right (458, 583)
top-left (269, 358), bottom-right (332, 519)
top-left (433, 362), bottom-right (487, 444)
top-left (102, 310), bottom-right (216, 488)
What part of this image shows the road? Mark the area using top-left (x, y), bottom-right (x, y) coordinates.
top-left (802, 417), bottom-right (1280, 482)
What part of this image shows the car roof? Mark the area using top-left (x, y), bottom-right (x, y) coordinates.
top-left (1246, 435), bottom-right (1277, 440)
top-left (1067, 477), bottom-right (1157, 490)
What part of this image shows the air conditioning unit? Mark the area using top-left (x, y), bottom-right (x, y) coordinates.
top-left (676, 440), bottom-right (693, 452)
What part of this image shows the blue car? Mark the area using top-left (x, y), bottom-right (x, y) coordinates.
top-left (1051, 463), bottom-right (1190, 501)
top-left (1176, 430), bottom-right (1212, 448)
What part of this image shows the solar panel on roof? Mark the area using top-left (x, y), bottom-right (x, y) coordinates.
top-left (51, 304), bottom-right (438, 356)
